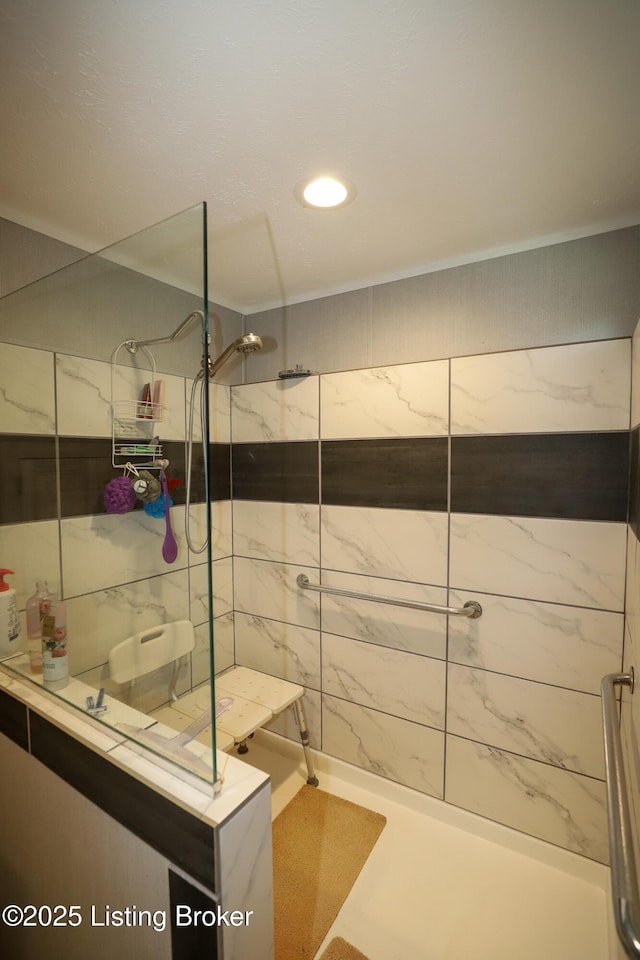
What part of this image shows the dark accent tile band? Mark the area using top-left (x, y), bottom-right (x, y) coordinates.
top-left (451, 431), bottom-right (630, 522)
top-left (0, 433), bottom-right (57, 525)
top-left (188, 442), bottom-right (231, 503)
top-left (58, 438), bottom-right (189, 518)
top-left (59, 437), bottom-right (116, 517)
top-left (169, 870), bottom-right (219, 960)
top-left (163, 440), bottom-right (188, 505)
top-left (322, 437), bottom-right (449, 511)
top-left (630, 426), bottom-right (639, 540)
top-left (29, 711), bottom-right (216, 891)
top-left (232, 441), bottom-right (319, 504)
top-left (0, 686), bottom-right (29, 750)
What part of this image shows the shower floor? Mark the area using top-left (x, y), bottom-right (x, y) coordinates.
top-left (228, 729), bottom-right (612, 960)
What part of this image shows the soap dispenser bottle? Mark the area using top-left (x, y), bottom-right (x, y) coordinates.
top-left (26, 580), bottom-right (54, 674)
top-left (0, 569), bottom-right (21, 658)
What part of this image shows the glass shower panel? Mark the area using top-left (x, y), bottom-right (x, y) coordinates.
top-left (0, 203), bottom-right (221, 789)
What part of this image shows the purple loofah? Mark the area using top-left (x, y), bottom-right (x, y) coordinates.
top-left (104, 475), bottom-right (136, 514)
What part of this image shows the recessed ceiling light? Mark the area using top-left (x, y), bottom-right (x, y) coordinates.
top-left (295, 175), bottom-right (356, 209)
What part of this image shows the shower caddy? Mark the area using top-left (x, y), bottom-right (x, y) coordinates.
top-left (110, 342), bottom-right (165, 473)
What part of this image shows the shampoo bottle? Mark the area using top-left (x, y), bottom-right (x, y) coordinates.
top-left (0, 569), bottom-right (20, 658)
top-left (25, 581), bottom-right (54, 674)
top-left (41, 597), bottom-right (68, 691)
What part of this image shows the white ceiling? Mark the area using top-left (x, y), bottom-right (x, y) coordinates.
top-left (1, 0), bottom-right (639, 314)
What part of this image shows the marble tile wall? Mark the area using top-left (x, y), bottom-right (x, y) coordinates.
top-left (231, 338), bottom-right (631, 863)
top-left (0, 342), bottom-right (233, 721)
top-left (621, 318), bottom-right (640, 872)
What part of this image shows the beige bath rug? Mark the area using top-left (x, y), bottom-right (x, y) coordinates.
top-left (318, 936), bottom-right (372, 960)
top-left (272, 785), bottom-right (386, 960)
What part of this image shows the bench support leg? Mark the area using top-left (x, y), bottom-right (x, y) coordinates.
top-left (292, 699), bottom-right (319, 786)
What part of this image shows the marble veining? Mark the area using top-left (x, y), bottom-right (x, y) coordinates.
top-left (0, 343), bottom-right (55, 434)
top-left (5, 333), bottom-right (633, 868)
top-left (188, 379), bottom-right (231, 443)
top-left (189, 557), bottom-right (233, 624)
top-left (621, 637), bottom-right (640, 873)
top-left (191, 616), bottom-right (231, 687)
top-left (622, 436), bottom-right (640, 867)
top-left (445, 736), bottom-right (608, 863)
top-left (57, 353), bottom-right (187, 440)
top-left (320, 360), bottom-right (449, 439)
top-left (67, 571), bottom-right (190, 675)
top-left (234, 557), bottom-right (320, 630)
top-left (115, 364), bottom-right (186, 442)
top-left (451, 339), bottom-right (630, 435)
top-left (60, 507), bottom-right (189, 598)
top-left (322, 633), bottom-right (445, 728)
top-left (56, 354), bottom-right (113, 437)
top-left (187, 500), bottom-right (232, 561)
top-left (320, 570), bottom-right (448, 660)
top-left (448, 591), bottom-right (623, 694)
top-left (211, 614), bottom-right (236, 679)
top-left (231, 376), bottom-right (319, 442)
top-left (322, 504), bottom-right (448, 586)
top-left (233, 500), bottom-right (320, 566)
top-left (218, 782), bottom-right (274, 960)
top-left (1, 520), bottom-right (61, 610)
top-left (234, 612), bottom-right (321, 688)
top-left (624, 529), bottom-right (640, 644)
top-left (266, 686), bottom-right (321, 746)
top-left (450, 514), bottom-right (626, 611)
top-left (322, 694), bottom-right (445, 798)
top-left (446, 663), bottom-right (604, 779)
top-left (208, 382), bottom-right (231, 444)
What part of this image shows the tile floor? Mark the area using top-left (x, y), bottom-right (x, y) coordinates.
top-left (221, 729), bottom-right (615, 960)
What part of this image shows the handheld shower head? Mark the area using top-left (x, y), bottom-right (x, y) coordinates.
top-left (206, 333), bottom-right (263, 378)
top-left (236, 333), bottom-right (262, 355)
top-left (186, 330), bottom-right (264, 553)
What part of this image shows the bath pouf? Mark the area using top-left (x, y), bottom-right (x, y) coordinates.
top-left (104, 475), bottom-right (137, 514)
top-left (143, 492), bottom-right (173, 518)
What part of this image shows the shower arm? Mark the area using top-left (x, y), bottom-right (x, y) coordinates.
top-left (124, 310), bottom-right (205, 354)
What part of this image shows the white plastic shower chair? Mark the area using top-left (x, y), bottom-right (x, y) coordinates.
top-left (108, 621), bottom-right (318, 785)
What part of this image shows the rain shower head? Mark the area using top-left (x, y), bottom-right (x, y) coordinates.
top-left (206, 333), bottom-right (263, 378)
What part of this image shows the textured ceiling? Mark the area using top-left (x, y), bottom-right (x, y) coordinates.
top-left (1, 0), bottom-right (639, 313)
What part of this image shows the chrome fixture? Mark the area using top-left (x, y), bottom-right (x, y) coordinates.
top-left (278, 363), bottom-right (312, 379)
top-left (296, 574), bottom-right (482, 618)
top-left (186, 332), bottom-right (262, 554)
top-left (199, 333), bottom-right (263, 380)
top-left (124, 310), bottom-right (204, 354)
top-left (601, 669), bottom-right (640, 957)
top-left (125, 309), bottom-right (263, 554)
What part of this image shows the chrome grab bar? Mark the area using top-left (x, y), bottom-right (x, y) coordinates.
top-left (601, 670), bottom-right (640, 958)
top-left (296, 574), bottom-right (482, 619)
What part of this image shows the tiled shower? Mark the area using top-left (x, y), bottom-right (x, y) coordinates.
top-left (230, 338), bottom-right (628, 864)
top-left (1, 215), bottom-right (639, 874)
